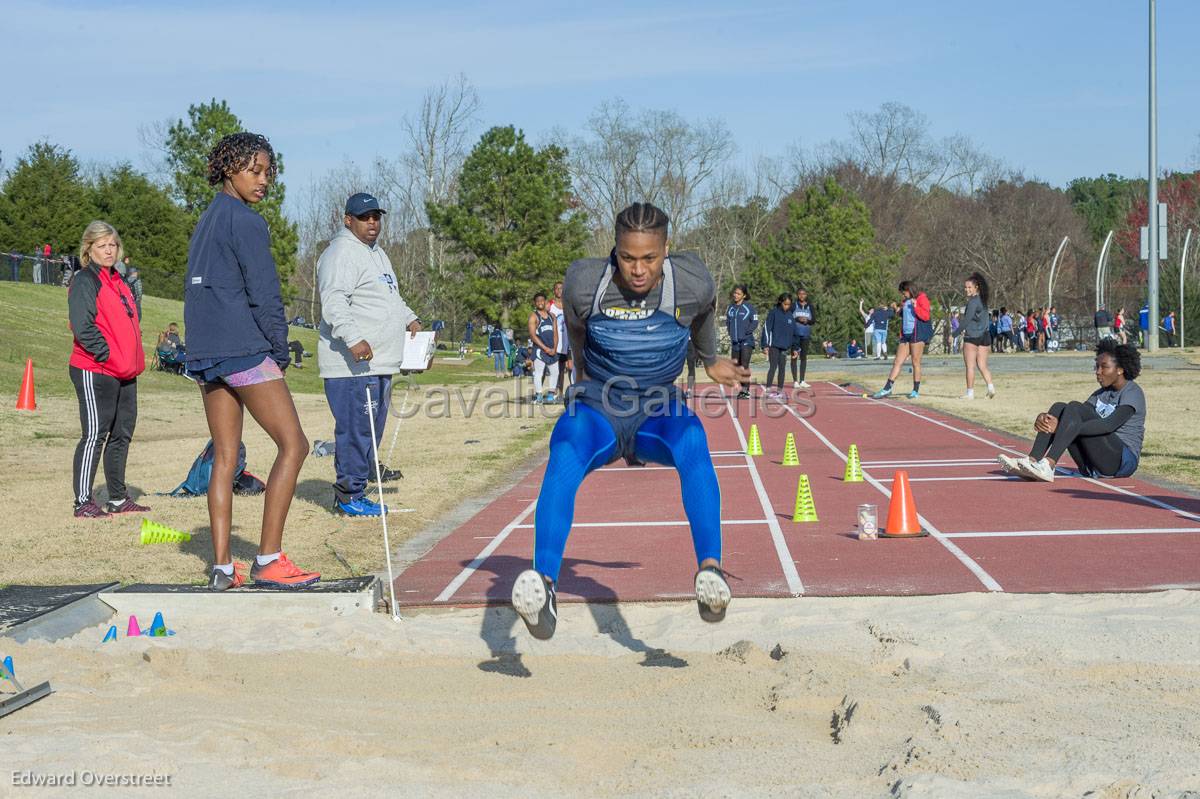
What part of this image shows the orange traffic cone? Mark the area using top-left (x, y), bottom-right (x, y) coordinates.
top-left (16, 358), bottom-right (37, 411)
top-left (880, 470), bottom-right (928, 538)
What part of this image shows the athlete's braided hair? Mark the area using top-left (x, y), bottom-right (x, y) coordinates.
top-left (615, 202), bottom-right (670, 239)
top-left (206, 132), bottom-right (278, 187)
top-left (1096, 337), bottom-right (1141, 380)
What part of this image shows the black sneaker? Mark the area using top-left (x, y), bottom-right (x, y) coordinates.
top-left (694, 565), bottom-right (731, 623)
top-left (736, 390), bottom-right (751, 400)
top-left (511, 569), bottom-right (557, 640)
top-left (379, 464), bottom-right (403, 481)
top-left (106, 497), bottom-right (150, 514)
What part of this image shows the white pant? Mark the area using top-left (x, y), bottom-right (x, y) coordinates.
top-left (533, 358), bottom-right (559, 395)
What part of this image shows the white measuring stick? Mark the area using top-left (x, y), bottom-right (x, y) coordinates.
top-left (365, 384), bottom-right (401, 622)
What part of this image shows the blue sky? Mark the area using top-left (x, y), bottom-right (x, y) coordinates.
top-left (4, 0), bottom-right (1198, 214)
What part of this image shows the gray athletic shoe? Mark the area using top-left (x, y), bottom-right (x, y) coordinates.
top-left (207, 563), bottom-right (246, 591)
top-left (694, 566), bottom-right (732, 623)
top-left (511, 569), bottom-right (557, 640)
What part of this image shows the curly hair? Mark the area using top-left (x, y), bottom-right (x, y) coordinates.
top-left (966, 272), bottom-right (989, 305)
top-left (206, 132), bottom-right (277, 187)
top-left (1096, 337), bottom-right (1141, 380)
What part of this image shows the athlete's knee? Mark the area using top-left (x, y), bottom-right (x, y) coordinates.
top-left (1048, 401), bottom-right (1067, 415)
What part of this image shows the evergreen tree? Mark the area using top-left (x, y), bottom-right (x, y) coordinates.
top-left (164, 99), bottom-right (299, 299)
top-left (0, 142), bottom-right (97, 257)
top-left (93, 165), bottom-right (191, 299)
top-left (743, 178), bottom-right (900, 346)
top-left (427, 126), bottom-right (589, 327)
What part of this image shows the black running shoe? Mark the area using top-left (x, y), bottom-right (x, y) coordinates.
top-left (694, 565), bottom-right (732, 623)
top-left (379, 464), bottom-right (403, 481)
top-left (736, 390), bottom-right (751, 400)
top-left (511, 569), bottom-right (557, 640)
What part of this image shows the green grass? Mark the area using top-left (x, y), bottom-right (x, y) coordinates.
top-left (0, 283), bottom-right (498, 398)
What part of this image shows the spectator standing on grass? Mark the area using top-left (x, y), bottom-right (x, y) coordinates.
top-left (527, 291), bottom-right (560, 404)
top-left (989, 310), bottom-right (1000, 353)
top-left (1094, 305), bottom-right (1113, 341)
top-left (548, 280), bottom-right (572, 396)
top-left (1013, 310), bottom-right (1026, 351)
top-left (317, 192), bottom-right (420, 518)
top-left (185, 132), bottom-right (320, 591)
top-left (949, 311), bottom-right (960, 354)
top-left (960, 272), bottom-right (996, 400)
top-left (866, 301), bottom-right (892, 359)
top-left (1139, 304), bottom-right (1149, 348)
top-left (1163, 310), bottom-right (1176, 348)
top-left (7, 250), bottom-right (21, 281)
top-left (488, 323), bottom-right (506, 375)
top-left (125, 263), bottom-right (143, 318)
top-left (1114, 307), bottom-right (1127, 344)
top-left (68, 221), bottom-right (147, 518)
top-left (998, 307), bottom-right (1013, 352)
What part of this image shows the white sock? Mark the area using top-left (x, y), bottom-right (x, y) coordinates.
top-left (213, 562), bottom-right (234, 576)
top-left (256, 552), bottom-right (281, 567)
top-left (987, 383), bottom-right (995, 393)
top-left (963, 388), bottom-right (974, 398)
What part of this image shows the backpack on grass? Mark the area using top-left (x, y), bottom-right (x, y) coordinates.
top-left (170, 440), bottom-right (266, 497)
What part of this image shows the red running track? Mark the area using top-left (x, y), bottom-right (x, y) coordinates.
top-left (394, 382), bottom-right (1200, 606)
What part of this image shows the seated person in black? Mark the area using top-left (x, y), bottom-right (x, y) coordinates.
top-left (999, 339), bottom-right (1145, 482)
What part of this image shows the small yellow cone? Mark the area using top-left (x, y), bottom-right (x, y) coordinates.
top-left (843, 444), bottom-right (864, 482)
top-left (746, 424), bottom-right (763, 456)
top-left (791, 474), bottom-right (818, 522)
top-left (140, 518), bottom-right (192, 545)
top-left (782, 432), bottom-right (799, 466)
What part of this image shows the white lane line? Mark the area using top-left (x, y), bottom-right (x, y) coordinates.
top-left (783, 399), bottom-right (1004, 592)
top-left (863, 462), bottom-right (999, 469)
top-left (863, 458), bottom-right (998, 465)
top-left (828, 381), bottom-right (1200, 525)
top-left (945, 527), bottom-right (1200, 539)
top-left (599, 464), bottom-right (750, 472)
top-left (721, 387), bottom-right (805, 596)
top-left (434, 499), bottom-right (537, 603)
top-left (513, 518), bottom-right (771, 530)
top-left (880, 475), bottom-right (1077, 483)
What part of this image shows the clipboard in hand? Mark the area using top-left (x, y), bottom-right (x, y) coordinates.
top-left (400, 331), bottom-right (436, 372)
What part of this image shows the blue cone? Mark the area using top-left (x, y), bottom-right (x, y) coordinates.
top-left (102, 625), bottom-right (118, 643)
top-left (2, 655), bottom-right (12, 679)
top-left (148, 611), bottom-right (167, 637)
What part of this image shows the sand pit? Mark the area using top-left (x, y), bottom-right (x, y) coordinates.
top-left (3, 591), bottom-right (1199, 797)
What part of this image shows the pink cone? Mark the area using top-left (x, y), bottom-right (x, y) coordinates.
top-left (127, 615), bottom-right (142, 637)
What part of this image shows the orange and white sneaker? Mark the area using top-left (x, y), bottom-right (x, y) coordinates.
top-left (250, 553), bottom-right (320, 588)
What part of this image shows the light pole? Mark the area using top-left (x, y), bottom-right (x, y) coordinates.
top-left (1182, 228), bottom-right (1192, 348)
top-left (1147, 0), bottom-right (1160, 350)
top-left (1047, 236), bottom-right (1070, 310)
top-left (1095, 230), bottom-right (1114, 310)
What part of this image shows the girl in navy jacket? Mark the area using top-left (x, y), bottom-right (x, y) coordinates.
top-left (184, 132), bottom-right (319, 591)
top-left (725, 284), bottom-right (757, 399)
top-left (762, 294), bottom-right (794, 395)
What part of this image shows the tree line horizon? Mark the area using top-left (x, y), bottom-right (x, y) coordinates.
top-left (1, 83), bottom-right (1196, 347)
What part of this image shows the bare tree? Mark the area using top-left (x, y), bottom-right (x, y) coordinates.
top-left (567, 99), bottom-right (736, 237)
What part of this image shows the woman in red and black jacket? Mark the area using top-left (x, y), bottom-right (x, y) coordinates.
top-left (67, 221), bottom-right (147, 518)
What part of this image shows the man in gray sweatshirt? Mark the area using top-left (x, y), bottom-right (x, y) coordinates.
top-left (317, 192), bottom-right (421, 517)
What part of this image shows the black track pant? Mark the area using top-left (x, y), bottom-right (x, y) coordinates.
top-left (790, 339), bottom-right (809, 382)
top-left (1030, 400), bottom-right (1124, 476)
top-left (765, 347), bottom-right (788, 389)
top-left (70, 366), bottom-right (138, 505)
top-left (731, 343), bottom-right (753, 392)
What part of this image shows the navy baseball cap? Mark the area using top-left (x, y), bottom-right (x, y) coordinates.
top-left (345, 192), bottom-right (387, 216)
